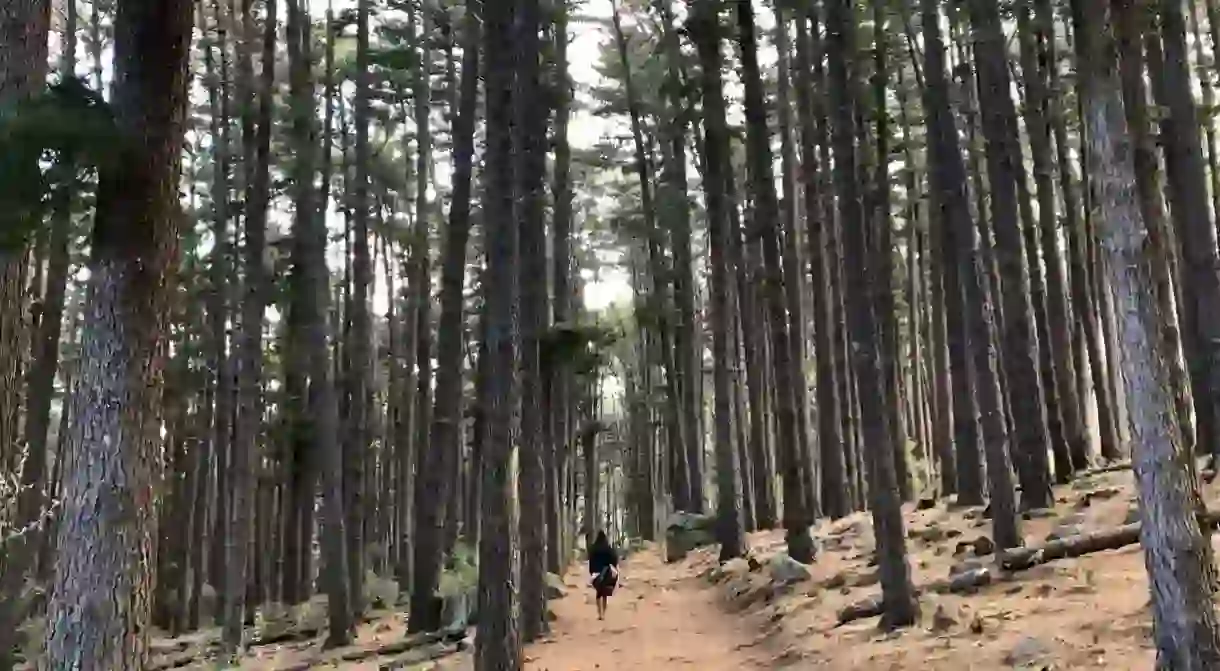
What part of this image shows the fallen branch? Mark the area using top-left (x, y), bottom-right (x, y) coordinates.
top-left (836, 511), bottom-right (1220, 626)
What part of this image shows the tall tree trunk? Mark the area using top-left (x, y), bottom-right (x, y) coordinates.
top-left (1155, 0), bottom-right (1220, 466)
top-left (968, 0), bottom-right (1054, 509)
top-left (920, 0), bottom-right (1021, 548)
top-left (550, 0), bottom-right (576, 567)
top-left (44, 0), bottom-right (194, 665)
top-left (826, 0), bottom-right (919, 628)
top-left (411, 0), bottom-right (481, 635)
top-left (656, 0), bottom-right (701, 515)
top-left (732, 0), bottom-right (811, 562)
top-left (476, 0), bottom-right (523, 667)
top-left (515, 0), bottom-right (550, 642)
top-left (794, 9), bottom-right (849, 518)
top-left (0, 0), bottom-right (49, 484)
top-left (692, 0), bottom-right (748, 562)
top-left (225, 0), bottom-right (276, 652)
top-left (344, 0), bottom-right (372, 619)
top-left (1018, 0), bottom-right (1088, 475)
top-left (1082, 0), bottom-right (1220, 665)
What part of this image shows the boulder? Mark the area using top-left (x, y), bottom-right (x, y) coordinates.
top-left (544, 572), bottom-right (566, 600)
top-left (441, 587), bottom-right (476, 633)
top-left (665, 512), bottom-right (717, 563)
top-left (767, 554), bottom-right (811, 587)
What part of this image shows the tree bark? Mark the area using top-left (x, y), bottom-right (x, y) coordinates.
top-left (44, 0), bottom-right (194, 665)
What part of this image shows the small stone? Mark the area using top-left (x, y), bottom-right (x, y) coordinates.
top-left (972, 536), bottom-right (996, 557)
top-left (949, 558), bottom-right (986, 578)
top-left (1003, 636), bottom-right (1051, 667)
top-left (969, 612), bottom-right (985, 634)
top-left (929, 604), bottom-right (956, 634)
top-left (767, 553), bottom-right (812, 586)
top-left (544, 572), bottom-right (567, 600)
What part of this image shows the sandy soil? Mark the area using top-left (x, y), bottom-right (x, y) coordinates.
top-left (519, 549), bottom-right (777, 671)
top-left (677, 466), bottom-right (1205, 670)
top-left (148, 464), bottom-right (1218, 670)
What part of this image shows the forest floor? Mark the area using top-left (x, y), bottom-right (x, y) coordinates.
top-left (690, 465), bottom-right (1206, 670)
top-left (147, 464), bottom-right (1220, 670)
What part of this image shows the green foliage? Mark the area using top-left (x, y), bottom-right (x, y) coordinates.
top-left (0, 77), bottom-right (118, 252)
top-left (437, 539), bottom-right (479, 598)
top-left (541, 321), bottom-right (620, 381)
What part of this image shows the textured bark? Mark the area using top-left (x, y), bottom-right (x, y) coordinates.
top-left (303, 2), bottom-right (353, 645)
top-left (407, 1), bottom-right (437, 618)
top-left (343, 0), bottom-right (373, 619)
top-left (0, 0), bottom-right (50, 482)
top-left (773, 2), bottom-right (817, 519)
top-left (1043, 0), bottom-right (1122, 462)
top-left (826, 0), bottom-right (919, 629)
top-left (280, 0), bottom-right (318, 608)
top-left (656, 0), bottom-right (701, 514)
top-left (1081, 1), bottom-right (1220, 664)
top-left (1154, 0), bottom-right (1220, 466)
top-left (0, 0), bottom-right (58, 657)
top-left (550, 0), bottom-right (576, 565)
top-left (411, 0), bottom-right (480, 635)
top-left (1017, 1), bottom-right (1088, 475)
top-left (967, 0), bottom-right (1054, 509)
top-left (515, 0), bottom-right (550, 642)
top-left (692, 0), bottom-right (748, 562)
top-left (732, 0), bottom-right (809, 562)
top-left (43, 0), bottom-right (194, 666)
top-left (924, 0), bottom-right (1020, 545)
top-left (224, 0), bottom-right (276, 652)
top-left (794, 9), bottom-right (848, 518)
top-left (475, 0), bottom-right (522, 667)
top-left (869, 0), bottom-right (912, 503)
top-left (207, 0), bottom-right (236, 608)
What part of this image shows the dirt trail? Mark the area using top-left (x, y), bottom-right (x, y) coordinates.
top-left (524, 547), bottom-right (772, 671)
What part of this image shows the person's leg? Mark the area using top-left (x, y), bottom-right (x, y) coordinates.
top-left (597, 596), bottom-right (606, 619)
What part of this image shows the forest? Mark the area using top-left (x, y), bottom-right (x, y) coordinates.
top-left (2, 0), bottom-right (1220, 668)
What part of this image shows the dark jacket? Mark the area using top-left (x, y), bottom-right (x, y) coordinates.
top-left (589, 544), bottom-right (619, 576)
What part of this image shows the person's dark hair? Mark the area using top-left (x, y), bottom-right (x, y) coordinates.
top-left (592, 529), bottom-right (610, 551)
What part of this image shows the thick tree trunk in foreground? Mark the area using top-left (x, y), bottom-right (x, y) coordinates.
top-left (476, 0), bottom-right (522, 668)
top-left (43, 0), bottom-right (194, 666)
top-left (1082, 0), bottom-right (1220, 666)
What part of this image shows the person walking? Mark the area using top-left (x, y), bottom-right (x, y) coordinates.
top-left (588, 530), bottom-right (620, 621)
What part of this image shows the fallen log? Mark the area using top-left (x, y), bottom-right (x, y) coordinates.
top-left (836, 511), bottom-right (1220, 626)
top-left (335, 628), bottom-right (457, 662)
